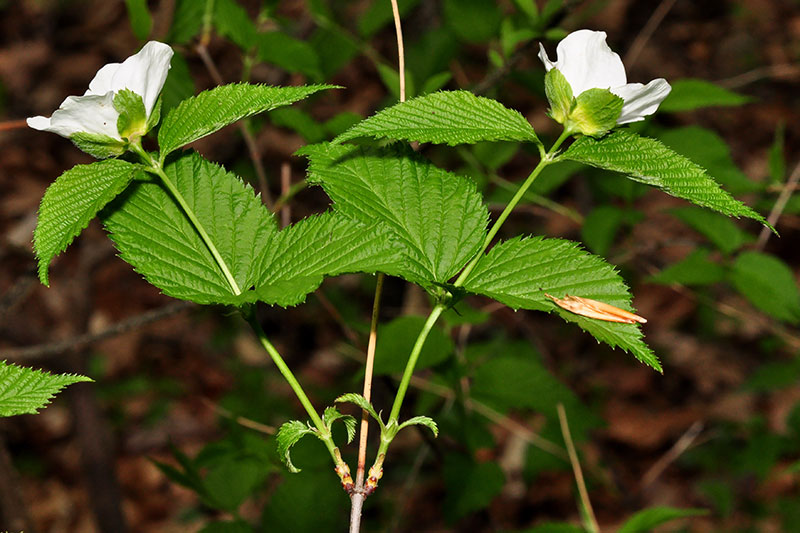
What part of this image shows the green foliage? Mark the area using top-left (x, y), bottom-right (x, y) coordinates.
top-left (617, 506), bottom-right (708, 533)
top-left (657, 126), bottom-right (761, 194)
top-left (443, 0), bottom-right (502, 43)
top-left (203, 455), bottom-right (266, 511)
top-left (443, 452), bottom-right (505, 523)
top-left (35, 159), bottom-right (140, 285)
top-left (648, 249), bottom-right (726, 286)
top-left (165, 0), bottom-right (203, 44)
top-left (581, 205), bottom-right (626, 256)
top-left (103, 152), bottom-right (275, 304)
top-left (124, 0), bottom-right (152, 40)
top-left (199, 521), bottom-right (254, 533)
top-left (335, 91), bottom-right (539, 146)
top-left (357, 0), bottom-right (421, 38)
top-left (300, 143), bottom-right (489, 286)
top-left (730, 251), bottom-right (800, 323)
top-left (659, 79), bottom-right (751, 112)
top-left (336, 393), bottom-right (383, 427)
top-left (257, 32), bottom-right (322, 80)
top-left (321, 406), bottom-right (356, 443)
top-left (158, 84), bottom-right (335, 158)
top-left (462, 236), bottom-right (660, 370)
top-left (563, 130), bottom-right (769, 226)
top-left (373, 315), bottom-right (454, 374)
top-left (276, 420), bottom-right (316, 473)
top-left (251, 212), bottom-right (403, 306)
top-left (262, 468), bottom-right (346, 531)
top-left (397, 415), bottom-right (439, 437)
top-left (160, 51), bottom-right (195, 113)
top-left (670, 206), bottom-right (752, 254)
top-left (0, 361), bottom-right (92, 417)
top-left (515, 524), bottom-right (584, 533)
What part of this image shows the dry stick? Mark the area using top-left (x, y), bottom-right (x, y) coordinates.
top-left (717, 63), bottom-right (800, 90)
top-left (557, 403), bottom-right (599, 533)
top-left (2, 301), bottom-right (194, 361)
top-left (757, 158), bottom-right (800, 249)
top-left (201, 397), bottom-right (277, 435)
top-left (623, 0), bottom-right (678, 68)
top-left (350, 3), bottom-right (407, 532)
top-left (640, 420), bottom-right (704, 491)
top-left (0, 119), bottom-right (29, 132)
top-left (195, 43), bottom-right (275, 210)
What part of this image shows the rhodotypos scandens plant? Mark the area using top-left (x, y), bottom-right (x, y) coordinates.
top-left (27, 41), bottom-right (173, 157)
top-left (538, 29), bottom-right (672, 136)
top-left (24, 31), bottom-right (771, 530)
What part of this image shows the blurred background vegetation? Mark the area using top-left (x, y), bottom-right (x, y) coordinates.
top-left (1, 0), bottom-right (799, 531)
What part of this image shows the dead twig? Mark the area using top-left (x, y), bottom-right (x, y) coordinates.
top-left (757, 158), bottom-right (800, 249)
top-left (624, 0), bottom-right (678, 68)
top-left (640, 420), bottom-right (704, 491)
top-left (557, 403), bottom-right (599, 533)
top-left (3, 301), bottom-right (194, 361)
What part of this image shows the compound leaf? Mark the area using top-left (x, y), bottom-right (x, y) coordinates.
top-left (335, 90), bottom-right (538, 146)
top-left (35, 159), bottom-right (140, 285)
top-left (158, 83), bottom-right (335, 158)
top-left (299, 143), bottom-right (488, 286)
top-left (0, 361), bottom-right (92, 417)
top-left (102, 151), bottom-right (276, 305)
top-left (462, 236), bottom-right (660, 371)
top-left (562, 130), bottom-right (769, 227)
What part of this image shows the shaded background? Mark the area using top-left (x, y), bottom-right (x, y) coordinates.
top-left (1, 0), bottom-right (799, 531)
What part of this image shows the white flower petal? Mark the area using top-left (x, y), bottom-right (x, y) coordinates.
top-left (109, 41), bottom-right (173, 117)
top-left (28, 93), bottom-right (121, 140)
top-left (611, 78), bottom-right (672, 124)
top-left (546, 30), bottom-right (627, 96)
top-left (86, 62), bottom-right (122, 96)
top-left (537, 43), bottom-right (556, 72)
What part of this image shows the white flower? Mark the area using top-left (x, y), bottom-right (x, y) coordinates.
top-left (27, 41), bottom-right (173, 140)
top-left (538, 30), bottom-right (671, 125)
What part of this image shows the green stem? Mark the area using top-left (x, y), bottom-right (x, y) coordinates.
top-left (130, 142), bottom-right (242, 296)
top-left (453, 128), bottom-right (571, 288)
top-left (377, 303), bottom-right (445, 457)
top-left (245, 310), bottom-right (338, 461)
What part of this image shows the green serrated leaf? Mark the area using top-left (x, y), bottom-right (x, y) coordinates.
top-left (562, 130), bottom-right (769, 227)
top-left (544, 68), bottom-right (573, 124)
top-left (335, 91), bottom-right (539, 146)
top-left (0, 360), bottom-right (92, 417)
top-left (257, 31), bottom-right (322, 80)
top-left (648, 248), bottom-right (726, 286)
top-left (398, 415), bottom-right (438, 437)
top-left (322, 406), bottom-right (356, 444)
top-left (462, 236), bottom-right (660, 370)
top-left (102, 152), bottom-right (277, 305)
top-left (158, 83), bottom-right (335, 158)
top-left (730, 251), bottom-right (800, 324)
top-left (250, 211), bottom-right (404, 306)
top-left (660, 79), bottom-right (751, 112)
top-left (299, 143), bottom-right (489, 285)
top-left (618, 506), bottom-right (709, 533)
top-left (276, 420), bottom-right (316, 473)
top-left (35, 159), bottom-right (140, 285)
top-left (373, 315), bottom-right (454, 375)
top-left (335, 392), bottom-right (383, 428)
top-left (443, 453), bottom-right (504, 523)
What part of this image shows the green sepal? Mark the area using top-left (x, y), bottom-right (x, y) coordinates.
top-left (544, 68), bottom-right (574, 124)
top-left (568, 88), bottom-right (623, 137)
top-left (146, 96), bottom-right (163, 133)
top-left (114, 88), bottom-right (147, 139)
top-left (69, 132), bottom-right (127, 159)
